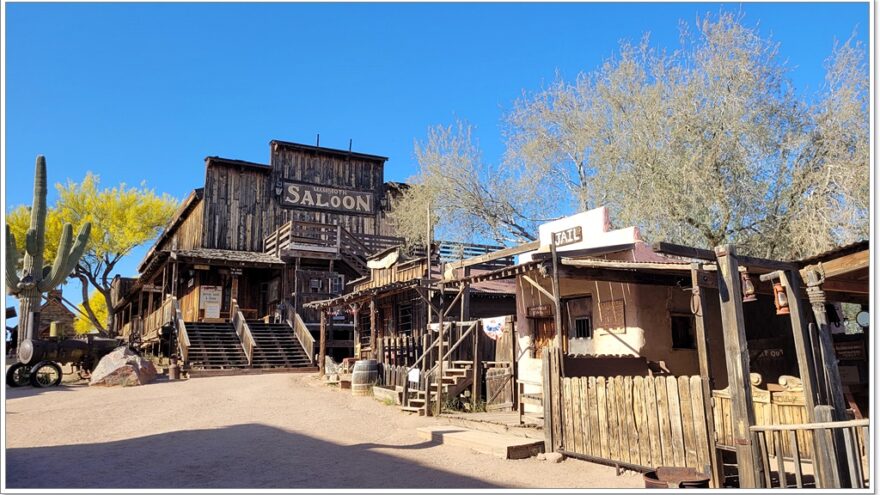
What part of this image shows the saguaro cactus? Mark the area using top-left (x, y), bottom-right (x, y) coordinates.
top-left (6, 155), bottom-right (91, 344)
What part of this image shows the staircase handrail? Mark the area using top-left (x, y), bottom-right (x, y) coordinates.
top-left (279, 300), bottom-right (315, 366)
top-left (426, 320), bottom-right (478, 377)
top-left (171, 297), bottom-right (190, 365)
top-left (231, 298), bottom-right (256, 367)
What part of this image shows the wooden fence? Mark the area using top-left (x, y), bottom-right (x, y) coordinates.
top-left (381, 336), bottom-right (421, 367)
top-left (556, 374), bottom-right (712, 472)
top-left (713, 374), bottom-right (814, 459)
top-left (380, 364), bottom-right (409, 390)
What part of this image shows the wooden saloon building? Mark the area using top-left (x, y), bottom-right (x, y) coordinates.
top-left (112, 139), bottom-right (426, 372)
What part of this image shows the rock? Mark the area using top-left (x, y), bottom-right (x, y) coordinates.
top-left (544, 452), bottom-right (564, 463)
top-left (89, 347), bottom-right (157, 387)
top-left (536, 453), bottom-right (546, 461)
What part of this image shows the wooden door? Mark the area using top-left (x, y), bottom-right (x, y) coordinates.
top-left (533, 318), bottom-right (555, 356)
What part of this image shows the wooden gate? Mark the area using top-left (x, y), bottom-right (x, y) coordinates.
top-left (556, 374), bottom-right (713, 472)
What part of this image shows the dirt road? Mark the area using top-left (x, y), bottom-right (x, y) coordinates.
top-left (5, 373), bottom-right (641, 489)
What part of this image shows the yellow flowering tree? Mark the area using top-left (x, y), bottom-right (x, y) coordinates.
top-left (8, 173), bottom-right (178, 334)
top-left (74, 291), bottom-right (108, 334)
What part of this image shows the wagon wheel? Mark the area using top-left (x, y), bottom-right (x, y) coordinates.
top-left (5, 363), bottom-right (31, 387)
top-left (30, 361), bottom-right (63, 388)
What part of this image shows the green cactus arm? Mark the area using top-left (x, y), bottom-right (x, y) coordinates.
top-left (60, 222), bottom-right (91, 281)
top-left (5, 226), bottom-right (21, 294)
top-left (39, 223), bottom-right (73, 291)
top-left (25, 228), bottom-right (38, 256)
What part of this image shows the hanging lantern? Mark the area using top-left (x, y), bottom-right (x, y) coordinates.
top-left (740, 272), bottom-right (757, 303)
top-left (773, 282), bottom-right (790, 315)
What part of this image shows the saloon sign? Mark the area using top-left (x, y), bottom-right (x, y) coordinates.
top-left (280, 180), bottom-right (374, 214)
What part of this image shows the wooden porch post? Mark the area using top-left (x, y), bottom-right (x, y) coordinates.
top-left (369, 298), bottom-right (377, 360)
top-left (318, 310), bottom-right (327, 378)
top-left (691, 264), bottom-right (724, 488)
top-left (350, 303), bottom-right (361, 359)
top-left (550, 239), bottom-right (563, 351)
top-left (713, 245), bottom-right (764, 488)
top-left (435, 282), bottom-right (445, 417)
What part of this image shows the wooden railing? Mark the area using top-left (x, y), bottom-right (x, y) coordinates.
top-left (231, 298), bottom-right (256, 367)
top-left (751, 419), bottom-right (869, 488)
top-left (263, 220), bottom-right (341, 256)
top-left (120, 317), bottom-right (143, 342)
top-left (142, 296), bottom-right (175, 343)
top-left (173, 297), bottom-right (190, 365)
top-left (276, 299), bottom-right (316, 366)
top-left (292, 313), bottom-right (316, 365)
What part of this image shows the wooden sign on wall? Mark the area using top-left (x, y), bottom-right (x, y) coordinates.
top-left (552, 226), bottom-right (583, 247)
top-left (596, 299), bottom-right (626, 333)
top-left (280, 180), bottom-right (374, 214)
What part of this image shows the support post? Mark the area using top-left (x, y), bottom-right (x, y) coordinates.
top-left (435, 275), bottom-right (446, 417)
top-left (550, 239), bottom-right (563, 351)
top-left (472, 317), bottom-right (481, 409)
top-left (713, 245), bottom-right (764, 488)
top-left (369, 298), bottom-right (377, 360)
top-left (318, 310), bottom-right (327, 378)
top-left (690, 264), bottom-right (724, 488)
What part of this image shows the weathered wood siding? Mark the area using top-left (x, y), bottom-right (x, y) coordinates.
top-left (202, 143), bottom-right (393, 252)
top-left (157, 199), bottom-right (204, 252)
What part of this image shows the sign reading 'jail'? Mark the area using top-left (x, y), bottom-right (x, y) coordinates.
top-left (280, 180), bottom-right (374, 214)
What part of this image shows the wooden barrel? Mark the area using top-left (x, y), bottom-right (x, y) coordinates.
top-left (351, 359), bottom-right (379, 396)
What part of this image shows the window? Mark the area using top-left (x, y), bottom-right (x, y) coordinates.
top-left (309, 278), bottom-right (322, 293)
top-left (565, 296), bottom-right (593, 340)
top-left (329, 275), bottom-right (344, 295)
top-left (671, 313), bottom-right (696, 349)
top-left (574, 317), bottom-right (592, 339)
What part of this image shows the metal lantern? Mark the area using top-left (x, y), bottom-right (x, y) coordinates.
top-left (740, 272), bottom-right (757, 303)
top-left (772, 282), bottom-right (790, 315)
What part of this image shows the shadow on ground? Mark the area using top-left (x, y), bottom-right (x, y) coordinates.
top-left (6, 423), bottom-right (500, 489)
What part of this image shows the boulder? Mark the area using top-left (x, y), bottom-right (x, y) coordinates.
top-left (89, 347), bottom-right (157, 387)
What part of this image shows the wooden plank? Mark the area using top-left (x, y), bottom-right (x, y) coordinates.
top-left (444, 240), bottom-right (540, 272)
top-left (655, 376), bottom-right (673, 466)
top-left (789, 430), bottom-right (804, 488)
top-left (542, 348), bottom-right (553, 453)
top-left (551, 349), bottom-right (563, 451)
top-left (578, 377), bottom-right (590, 456)
top-left (614, 376), bottom-right (630, 464)
top-left (645, 375), bottom-right (662, 468)
top-left (623, 376), bottom-right (639, 466)
top-left (667, 376), bottom-right (686, 467)
top-left (633, 376), bottom-right (650, 467)
top-left (690, 377), bottom-right (712, 478)
top-left (571, 377), bottom-right (584, 455)
top-left (678, 376), bottom-right (698, 469)
top-left (588, 376), bottom-right (600, 456)
top-left (606, 376), bottom-right (620, 461)
top-left (561, 378), bottom-right (575, 452)
top-left (596, 377), bottom-right (610, 459)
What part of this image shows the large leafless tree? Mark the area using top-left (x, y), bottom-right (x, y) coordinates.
top-left (393, 13), bottom-right (868, 259)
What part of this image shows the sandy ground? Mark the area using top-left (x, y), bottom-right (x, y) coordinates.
top-left (5, 372), bottom-right (642, 489)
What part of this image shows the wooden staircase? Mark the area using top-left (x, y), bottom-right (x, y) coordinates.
top-left (248, 321), bottom-right (313, 368)
top-left (400, 361), bottom-right (475, 416)
top-left (184, 322), bottom-right (250, 370)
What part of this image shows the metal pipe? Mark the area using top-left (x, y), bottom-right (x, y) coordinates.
top-left (556, 449), bottom-right (650, 473)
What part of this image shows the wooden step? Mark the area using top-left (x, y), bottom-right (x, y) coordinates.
top-left (399, 406), bottom-right (427, 416)
top-left (416, 426), bottom-right (544, 460)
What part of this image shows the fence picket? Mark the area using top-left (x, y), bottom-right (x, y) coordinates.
top-left (596, 377), bottom-right (610, 459)
top-left (678, 376), bottom-right (697, 468)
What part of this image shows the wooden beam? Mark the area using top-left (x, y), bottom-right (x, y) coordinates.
top-left (443, 240), bottom-right (540, 273)
top-left (521, 275), bottom-right (556, 303)
top-left (801, 249), bottom-right (868, 279)
top-left (555, 265), bottom-right (690, 287)
top-left (690, 264), bottom-right (724, 488)
top-left (713, 245), bottom-right (765, 488)
top-left (561, 258), bottom-right (691, 272)
top-left (654, 241), bottom-right (797, 271)
top-left (550, 241), bottom-right (564, 350)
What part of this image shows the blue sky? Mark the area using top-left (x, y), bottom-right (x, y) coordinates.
top-left (3, 2), bottom-right (870, 317)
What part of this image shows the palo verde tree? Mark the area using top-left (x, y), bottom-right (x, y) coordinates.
top-left (8, 172), bottom-right (178, 335)
top-left (5, 156), bottom-right (91, 345)
top-left (394, 12), bottom-right (868, 259)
